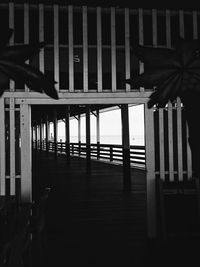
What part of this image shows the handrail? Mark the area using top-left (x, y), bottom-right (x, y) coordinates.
top-left (33, 140), bottom-right (146, 169)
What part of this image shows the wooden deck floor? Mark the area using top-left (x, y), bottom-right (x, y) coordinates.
top-left (32, 151), bottom-right (147, 267)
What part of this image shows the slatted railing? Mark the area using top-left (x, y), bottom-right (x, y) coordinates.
top-left (33, 140), bottom-right (146, 169)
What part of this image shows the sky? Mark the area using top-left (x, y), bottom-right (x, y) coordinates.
top-left (51, 104), bottom-right (145, 145)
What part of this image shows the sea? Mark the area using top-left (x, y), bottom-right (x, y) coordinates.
top-left (58, 134), bottom-right (144, 146)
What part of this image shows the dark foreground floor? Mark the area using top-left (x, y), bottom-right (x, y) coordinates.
top-left (32, 151), bottom-right (200, 267)
top-left (32, 151), bottom-right (147, 267)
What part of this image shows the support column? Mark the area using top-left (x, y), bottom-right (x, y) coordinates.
top-left (121, 104), bottom-right (131, 192)
top-left (40, 119), bottom-right (43, 151)
top-left (35, 125), bottom-right (38, 150)
top-left (78, 114), bottom-right (81, 155)
top-left (45, 115), bottom-right (49, 153)
top-left (86, 106), bottom-right (91, 171)
top-left (65, 105), bottom-right (70, 163)
top-left (144, 103), bottom-right (156, 239)
top-left (96, 109), bottom-right (100, 159)
top-left (20, 103), bottom-right (32, 203)
top-left (53, 109), bottom-right (58, 158)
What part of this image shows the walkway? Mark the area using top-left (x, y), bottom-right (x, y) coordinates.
top-left (32, 151), bottom-right (147, 267)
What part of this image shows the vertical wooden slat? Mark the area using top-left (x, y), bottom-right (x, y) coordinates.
top-left (45, 115), bottom-right (49, 152)
top-left (68, 6), bottom-right (74, 92)
top-left (9, 2), bottom-right (14, 91)
top-left (20, 104), bottom-right (32, 203)
top-left (125, 8), bottom-right (130, 92)
top-left (168, 103), bottom-right (174, 181)
top-left (39, 4), bottom-right (45, 73)
top-left (0, 99), bottom-right (5, 195)
top-left (193, 11), bottom-right (198, 39)
top-left (53, 109), bottom-right (58, 157)
top-left (97, 7), bottom-right (102, 92)
top-left (9, 98), bottom-right (15, 195)
top-left (54, 4), bottom-right (59, 92)
top-left (111, 7), bottom-right (116, 92)
top-left (177, 98), bottom-right (183, 181)
top-left (145, 103), bottom-right (156, 238)
top-left (138, 8), bottom-right (144, 92)
top-left (83, 6), bottom-right (88, 92)
top-left (152, 9), bottom-right (165, 180)
top-left (159, 109), bottom-right (165, 180)
top-left (178, 11), bottom-right (184, 181)
top-left (78, 114), bottom-right (81, 143)
top-left (179, 10), bottom-right (184, 38)
top-left (166, 10), bottom-right (174, 182)
top-left (24, 3), bottom-right (29, 92)
top-left (152, 9), bottom-right (157, 46)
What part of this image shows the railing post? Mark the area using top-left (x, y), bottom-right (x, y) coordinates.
top-left (110, 145), bottom-right (113, 161)
top-left (53, 109), bottom-right (58, 159)
top-left (97, 142), bottom-right (100, 160)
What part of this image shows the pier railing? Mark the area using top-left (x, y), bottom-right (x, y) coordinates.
top-left (34, 141), bottom-right (146, 169)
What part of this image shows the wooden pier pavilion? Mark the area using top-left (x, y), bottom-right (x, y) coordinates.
top-left (0, 1), bottom-right (200, 266)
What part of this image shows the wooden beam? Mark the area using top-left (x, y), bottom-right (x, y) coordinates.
top-left (53, 109), bottom-right (58, 158)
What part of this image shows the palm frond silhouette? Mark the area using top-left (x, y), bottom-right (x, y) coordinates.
top-left (0, 28), bottom-right (58, 99)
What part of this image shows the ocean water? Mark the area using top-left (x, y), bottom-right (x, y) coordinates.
top-left (58, 135), bottom-right (144, 146)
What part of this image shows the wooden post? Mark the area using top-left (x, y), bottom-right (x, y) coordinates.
top-left (20, 104), bottom-right (32, 203)
top-left (0, 98), bottom-right (5, 196)
top-left (65, 105), bottom-right (70, 163)
top-left (96, 109), bottom-right (100, 159)
top-left (53, 109), bottom-right (58, 158)
top-left (45, 115), bottom-right (49, 153)
top-left (86, 106), bottom-right (91, 171)
top-left (121, 104), bottom-right (131, 191)
top-left (144, 103), bottom-right (157, 239)
top-left (40, 120), bottom-right (43, 151)
top-left (78, 114), bottom-right (81, 156)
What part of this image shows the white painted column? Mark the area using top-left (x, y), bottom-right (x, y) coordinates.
top-left (144, 103), bottom-right (156, 239)
top-left (20, 103), bottom-right (32, 203)
top-left (0, 98), bottom-right (5, 196)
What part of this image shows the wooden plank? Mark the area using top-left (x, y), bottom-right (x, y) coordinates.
top-left (192, 11), bottom-right (198, 39)
top-left (138, 9), bottom-right (144, 92)
top-left (39, 4), bottom-right (45, 73)
top-left (20, 103), bottom-right (32, 203)
top-left (54, 4), bottom-right (59, 92)
top-left (97, 7), bottom-right (102, 92)
top-left (24, 3), bottom-right (29, 92)
top-left (111, 7), bottom-right (116, 92)
top-left (9, 2), bottom-right (15, 91)
top-left (68, 6), bottom-right (74, 92)
top-left (78, 114), bottom-right (81, 143)
top-left (167, 102), bottom-right (174, 181)
top-left (65, 105), bottom-right (70, 161)
top-left (86, 106), bottom-right (91, 169)
top-left (166, 10), bottom-right (174, 181)
top-left (179, 10), bottom-right (184, 38)
top-left (83, 6), bottom-right (88, 92)
top-left (152, 9), bottom-right (157, 46)
top-left (53, 109), bottom-right (58, 157)
top-left (0, 99), bottom-right (6, 195)
top-left (9, 98), bottom-right (16, 195)
top-left (45, 115), bottom-right (49, 152)
top-left (125, 8), bottom-right (130, 92)
top-left (177, 98), bottom-right (183, 181)
top-left (144, 103), bottom-right (156, 238)
top-left (158, 108), bottom-right (165, 180)
top-left (96, 110), bottom-right (100, 143)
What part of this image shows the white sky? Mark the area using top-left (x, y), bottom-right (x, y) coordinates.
top-left (52, 104), bottom-right (144, 144)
